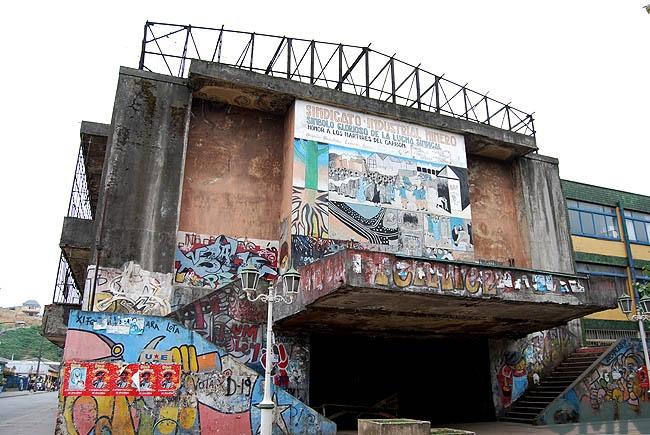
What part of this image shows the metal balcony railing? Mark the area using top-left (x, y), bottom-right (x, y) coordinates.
top-left (138, 21), bottom-right (535, 137)
top-left (52, 252), bottom-right (82, 304)
top-left (67, 144), bottom-right (93, 220)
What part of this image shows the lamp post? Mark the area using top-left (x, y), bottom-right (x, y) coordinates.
top-left (618, 292), bottom-right (650, 392)
top-left (239, 263), bottom-right (301, 435)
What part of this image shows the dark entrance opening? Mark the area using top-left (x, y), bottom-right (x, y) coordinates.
top-left (310, 333), bottom-right (495, 430)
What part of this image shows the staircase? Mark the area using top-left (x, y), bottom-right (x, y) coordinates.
top-left (500, 347), bottom-right (606, 424)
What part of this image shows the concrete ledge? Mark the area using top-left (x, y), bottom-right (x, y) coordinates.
top-left (358, 419), bottom-right (430, 435)
top-left (42, 303), bottom-right (79, 347)
top-left (188, 61), bottom-right (537, 160)
top-left (80, 121), bottom-right (110, 138)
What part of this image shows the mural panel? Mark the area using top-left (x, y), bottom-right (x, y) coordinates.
top-left (290, 99), bottom-right (473, 268)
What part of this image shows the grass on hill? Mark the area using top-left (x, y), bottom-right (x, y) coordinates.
top-left (0, 325), bottom-right (62, 361)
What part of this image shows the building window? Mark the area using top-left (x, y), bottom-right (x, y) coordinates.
top-left (625, 210), bottom-right (650, 244)
top-left (567, 200), bottom-right (620, 240)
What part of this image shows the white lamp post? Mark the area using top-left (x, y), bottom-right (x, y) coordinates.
top-left (618, 292), bottom-right (650, 392)
top-left (239, 263), bottom-right (301, 435)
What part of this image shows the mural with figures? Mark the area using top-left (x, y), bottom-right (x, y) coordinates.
top-left (59, 310), bottom-right (334, 434)
top-left (542, 339), bottom-right (650, 425)
top-left (290, 100), bottom-right (473, 268)
top-left (175, 232), bottom-right (278, 289)
top-left (489, 322), bottom-right (581, 415)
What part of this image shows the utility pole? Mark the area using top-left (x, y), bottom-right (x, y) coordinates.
top-left (35, 334), bottom-right (44, 382)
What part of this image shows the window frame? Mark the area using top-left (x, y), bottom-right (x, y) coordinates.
top-left (567, 200), bottom-right (620, 241)
top-left (624, 210), bottom-right (650, 246)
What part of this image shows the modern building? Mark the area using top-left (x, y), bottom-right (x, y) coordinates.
top-left (42, 22), bottom-right (624, 433)
top-left (561, 180), bottom-right (650, 345)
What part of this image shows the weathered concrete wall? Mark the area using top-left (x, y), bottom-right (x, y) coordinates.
top-left (91, 68), bottom-right (191, 274)
top-left (56, 310), bottom-right (331, 434)
top-left (468, 156), bottom-right (530, 267)
top-left (513, 154), bottom-right (575, 274)
top-left (489, 320), bottom-right (582, 415)
top-left (541, 338), bottom-right (650, 426)
top-left (178, 100), bottom-right (284, 240)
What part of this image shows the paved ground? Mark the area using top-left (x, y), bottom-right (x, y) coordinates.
top-left (0, 391), bottom-right (57, 434)
top-left (340, 418), bottom-right (650, 434)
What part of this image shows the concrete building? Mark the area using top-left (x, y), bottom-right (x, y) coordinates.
top-left (19, 300), bottom-right (41, 317)
top-left (562, 180), bottom-right (650, 345)
top-left (42, 22), bottom-right (622, 433)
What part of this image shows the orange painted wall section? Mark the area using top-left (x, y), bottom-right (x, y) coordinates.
top-left (178, 100), bottom-right (285, 240)
top-left (468, 156), bottom-right (530, 268)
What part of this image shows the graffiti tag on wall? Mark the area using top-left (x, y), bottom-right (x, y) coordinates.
top-left (175, 232), bottom-right (278, 289)
top-left (84, 262), bottom-right (173, 316)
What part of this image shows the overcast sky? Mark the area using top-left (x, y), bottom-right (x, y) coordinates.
top-left (1, 1), bottom-right (648, 309)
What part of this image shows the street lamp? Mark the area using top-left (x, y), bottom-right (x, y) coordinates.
top-left (618, 292), bottom-right (650, 392)
top-left (239, 263), bottom-right (301, 435)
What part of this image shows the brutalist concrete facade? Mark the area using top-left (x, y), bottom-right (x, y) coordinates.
top-left (46, 52), bottom-right (618, 433)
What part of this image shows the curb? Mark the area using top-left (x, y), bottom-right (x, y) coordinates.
top-left (0, 391), bottom-right (52, 399)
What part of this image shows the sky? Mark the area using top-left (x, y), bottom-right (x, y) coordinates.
top-left (0, 1), bottom-right (648, 309)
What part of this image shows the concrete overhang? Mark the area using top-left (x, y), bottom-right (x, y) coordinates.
top-left (60, 217), bottom-right (94, 288)
top-left (188, 61), bottom-right (537, 160)
top-left (274, 250), bottom-right (616, 338)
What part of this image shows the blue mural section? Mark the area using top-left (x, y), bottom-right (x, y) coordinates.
top-left (60, 310), bottom-right (335, 435)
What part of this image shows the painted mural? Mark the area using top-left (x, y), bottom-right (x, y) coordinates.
top-left (175, 232), bottom-right (279, 289)
top-left (59, 310), bottom-right (334, 435)
top-left (84, 262), bottom-right (173, 316)
top-left (289, 100), bottom-right (473, 269)
top-left (171, 285), bottom-right (310, 403)
top-left (542, 338), bottom-right (650, 425)
top-left (488, 322), bottom-right (581, 414)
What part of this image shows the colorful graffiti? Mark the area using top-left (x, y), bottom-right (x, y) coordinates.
top-left (172, 287), bottom-right (310, 403)
top-left (489, 323), bottom-right (581, 413)
top-left (59, 310), bottom-right (334, 434)
top-left (543, 339), bottom-right (650, 425)
top-left (84, 262), bottom-right (173, 316)
top-left (364, 257), bottom-right (585, 298)
top-left (175, 232), bottom-right (278, 289)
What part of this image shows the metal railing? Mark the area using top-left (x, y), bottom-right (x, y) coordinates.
top-left (67, 144), bottom-right (93, 220)
top-left (584, 328), bottom-right (640, 347)
top-left (52, 252), bottom-right (82, 304)
top-left (139, 21), bottom-right (535, 137)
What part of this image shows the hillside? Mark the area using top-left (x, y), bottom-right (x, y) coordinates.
top-left (0, 307), bottom-right (42, 327)
top-left (0, 325), bottom-right (62, 361)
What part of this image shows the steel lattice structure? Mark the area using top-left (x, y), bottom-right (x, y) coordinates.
top-left (138, 21), bottom-right (535, 137)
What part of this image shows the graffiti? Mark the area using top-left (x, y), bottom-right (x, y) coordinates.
top-left (59, 310), bottom-right (335, 435)
top-left (84, 262), bottom-right (173, 316)
top-left (490, 323), bottom-right (580, 413)
top-left (362, 256), bottom-right (586, 298)
top-left (175, 232), bottom-right (278, 289)
top-left (290, 235), bottom-right (349, 268)
top-left (292, 187), bottom-right (329, 238)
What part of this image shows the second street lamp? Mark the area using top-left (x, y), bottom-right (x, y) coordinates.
top-left (239, 263), bottom-right (301, 435)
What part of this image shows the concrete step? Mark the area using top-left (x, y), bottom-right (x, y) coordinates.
top-left (500, 416), bottom-right (535, 424)
top-left (508, 405), bottom-right (545, 413)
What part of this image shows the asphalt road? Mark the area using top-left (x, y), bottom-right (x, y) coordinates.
top-left (0, 392), bottom-right (57, 434)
